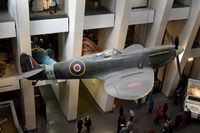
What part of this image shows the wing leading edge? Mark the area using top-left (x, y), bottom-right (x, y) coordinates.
top-left (99, 67), bottom-right (154, 100)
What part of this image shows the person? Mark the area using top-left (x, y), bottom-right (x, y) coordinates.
top-left (162, 123), bottom-right (168, 133)
top-left (129, 108), bottom-right (135, 121)
top-left (148, 100), bottom-right (154, 113)
top-left (181, 112), bottom-right (187, 126)
top-left (137, 98), bottom-right (142, 108)
top-left (174, 112), bottom-right (182, 129)
top-left (126, 120), bottom-right (134, 133)
top-left (174, 89), bottom-right (181, 105)
top-left (22, 127), bottom-right (29, 133)
top-left (162, 103), bottom-right (168, 120)
top-left (120, 126), bottom-right (128, 133)
top-left (148, 129), bottom-right (156, 133)
top-left (185, 106), bottom-right (191, 125)
top-left (84, 115), bottom-right (92, 133)
top-left (117, 115), bottom-right (126, 133)
top-left (77, 117), bottom-right (83, 133)
top-left (154, 106), bottom-right (162, 124)
top-left (165, 114), bottom-right (171, 124)
top-left (119, 106), bottom-right (124, 117)
top-left (168, 121), bottom-right (174, 133)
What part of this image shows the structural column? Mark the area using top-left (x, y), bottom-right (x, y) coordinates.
top-left (15, 0), bottom-right (36, 130)
top-left (99, 0), bottom-right (132, 50)
top-left (86, 0), bottom-right (132, 112)
top-left (162, 0), bottom-right (200, 97)
top-left (191, 58), bottom-right (200, 80)
top-left (20, 80), bottom-right (36, 130)
top-left (145, 0), bottom-right (174, 47)
top-left (58, 0), bottom-right (85, 121)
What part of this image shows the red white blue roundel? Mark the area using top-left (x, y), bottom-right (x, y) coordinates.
top-left (69, 59), bottom-right (86, 76)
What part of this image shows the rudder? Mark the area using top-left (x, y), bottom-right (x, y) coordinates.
top-left (20, 53), bottom-right (40, 73)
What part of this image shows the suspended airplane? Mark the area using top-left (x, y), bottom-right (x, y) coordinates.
top-left (20, 42), bottom-right (184, 100)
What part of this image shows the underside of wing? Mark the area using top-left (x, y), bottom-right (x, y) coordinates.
top-left (103, 67), bottom-right (154, 100)
top-left (17, 68), bottom-right (44, 80)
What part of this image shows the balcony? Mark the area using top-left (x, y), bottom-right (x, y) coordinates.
top-left (129, 8), bottom-right (154, 25)
top-left (0, 11), bottom-right (16, 39)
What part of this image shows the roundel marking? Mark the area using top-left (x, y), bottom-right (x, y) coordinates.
top-left (69, 59), bottom-right (86, 76)
top-left (73, 64), bottom-right (81, 72)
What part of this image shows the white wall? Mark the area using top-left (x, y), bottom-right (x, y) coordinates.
top-left (131, 0), bottom-right (147, 8)
top-left (145, 0), bottom-right (173, 47)
top-left (82, 79), bottom-right (114, 112)
top-left (8, 0), bottom-right (16, 19)
top-left (162, 0), bottom-right (200, 97)
top-left (57, 0), bottom-right (85, 121)
top-left (81, 0), bottom-right (132, 112)
top-left (190, 58), bottom-right (200, 80)
top-left (167, 20), bottom-right (187, 38)
top-left (101, 0), bottom-right (116, 12)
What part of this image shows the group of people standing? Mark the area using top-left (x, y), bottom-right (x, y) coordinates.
top-left (152, 102), bottom-right (191, 133)
top-left (76, 93), bottom-right (192, 133)
top-left (117, 107), bottom-right (135, 133)
top-left (77, 115), bottom-right (92, 133)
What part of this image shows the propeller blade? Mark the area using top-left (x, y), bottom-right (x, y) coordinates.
top-left (166, 30), bottom-right (182, 79)
top-left (175, 36), bottom-right (179, 49)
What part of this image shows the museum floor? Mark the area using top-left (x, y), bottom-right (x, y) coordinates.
top-left (33, 82), bottom-right (200, 133)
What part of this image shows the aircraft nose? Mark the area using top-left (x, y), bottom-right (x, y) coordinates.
top-left (176, 47), bottom-right (184, 55)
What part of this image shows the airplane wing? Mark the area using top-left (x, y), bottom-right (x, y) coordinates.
top-left (17, 68), bottom-right (44, 80)
top-left (99, 67), bottom-right (154, 100)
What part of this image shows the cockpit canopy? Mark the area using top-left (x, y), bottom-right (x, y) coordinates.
top-left (95, 49), bottom-right (122, 59)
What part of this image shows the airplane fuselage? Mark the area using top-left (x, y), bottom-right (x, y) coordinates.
top-left (28, 45), bottom-right (176, 80)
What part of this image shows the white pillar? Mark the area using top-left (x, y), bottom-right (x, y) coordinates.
top-left (59, 80), bottom-right (80, 121)
top-left (82, 79), bottom-right (115, 112)
top-left (99, 0), bottom-right (132, 50)
top-left (145, 0), bottom-right (174, 47)
top-left (15, 0), bottom-right (32, 72)
top-left (15, 0), bottom-right (36, 130)
top-left (162, 0), bottom-right (200, 97)
top-left (65, 0), bottom-right (85, 60)
top-left (58, 0), bottom-right (85, 121)
top-left (191, 58), bottom-right (200, 80)
top-left (85, 0), bottom-right (131, 112)
top-left (20, 80), bottom-right (36, 130)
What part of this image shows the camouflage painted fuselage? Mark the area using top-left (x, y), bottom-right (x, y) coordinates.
top-left (28, 45), bottom-right (178, 80)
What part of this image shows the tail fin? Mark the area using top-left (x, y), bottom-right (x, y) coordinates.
top-left (20, 53), bottom-right (40, 73)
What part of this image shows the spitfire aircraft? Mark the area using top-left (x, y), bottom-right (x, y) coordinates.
top-left (20, 44), bottom-right (184, 100)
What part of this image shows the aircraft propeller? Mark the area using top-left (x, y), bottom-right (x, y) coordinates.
top-left (174, 36), bottom-right (179, 50)
top-left (165, 30), bottom-right (183, 78)
top-left (174, 36), bottom-right (182, 78)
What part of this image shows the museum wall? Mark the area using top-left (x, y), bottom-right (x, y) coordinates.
top-left (8, 0), bottom-right (16, 19)
top-left (157, 66), bottom-right (165, 81)
top-left (183, 59), bottom-right (193, 76)
top-left (82, 79), bottom-right (114, 112)
top-left (101, 0), bottom-right (116, 12)
top-left (167, 20), bottom-right (187, 38)
top-left (131, 0), bottom-right (147, 8)
top-left (190, 57), bottom-right (200, 80)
